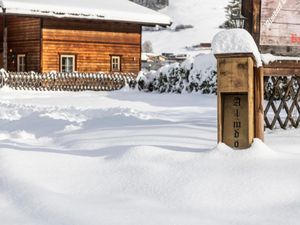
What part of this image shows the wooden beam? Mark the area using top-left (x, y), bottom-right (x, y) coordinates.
top-left (263, 60), bottom-right (300, 76)
top-left (215, 53), bottom-right (255, 60)
top-left (2, 9), bottom-right (7, 71)
top-left (40, 17), bottom-right (43, 73)
top-left (263, 68), bottom-right (300, 76)
top-left (254, 67), bottom-right (264, 141)
top-left (264, 60), bottom-right (300, 68)
top-left (252, 0), bottom-right (261, 45)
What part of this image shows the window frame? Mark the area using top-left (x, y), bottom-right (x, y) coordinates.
top-left (111, 55), bottom-right (122, 72)
top-left (60, 54), bottom-right (76, 73)
top-left (17, 54), bottom-right (26, 72)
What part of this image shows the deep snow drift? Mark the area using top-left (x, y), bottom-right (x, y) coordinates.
top-left (1, 87), bottom-right (300, 225)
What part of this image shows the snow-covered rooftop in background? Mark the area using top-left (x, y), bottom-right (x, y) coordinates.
top-left (212, 29), bottom-right (262, 67)
top-left (0, 0), bottom-right (172, 26)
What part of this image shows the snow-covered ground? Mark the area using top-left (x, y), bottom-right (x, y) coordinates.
top-left (143, 0), bottom-right (228, 55)
top-left (1, 87), bottom-right (300, 225)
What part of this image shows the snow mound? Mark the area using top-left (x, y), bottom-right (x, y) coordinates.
top-left (215, 139), bottom-right (279, 158)
top-left (212, 29), bottom-right (262, 67)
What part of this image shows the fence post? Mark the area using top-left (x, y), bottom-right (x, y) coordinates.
top-left (2, 9), bottom-right (8, 71)
top-left (254, 67), bottom-right (264, 141)
top-left (215, 53), bottom-right (256, 149)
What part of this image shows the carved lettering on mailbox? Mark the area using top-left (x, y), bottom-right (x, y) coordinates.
top-left (222, 94), bottom-right (249, 149)
top-left (233, 97), bottom-right (241, 148)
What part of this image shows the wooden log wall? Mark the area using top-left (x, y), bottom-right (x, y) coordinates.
top-left (0, 17), bottom-right (4, 68)
top-left (41, 18), bottom-right (142, 73)
top-left (6, 16), bottom-right (41, 72)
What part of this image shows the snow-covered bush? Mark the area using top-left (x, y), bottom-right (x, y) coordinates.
top-left (134, 54), bottom-right (217, 94)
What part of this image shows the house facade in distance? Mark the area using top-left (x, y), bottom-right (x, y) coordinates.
top-left (0, 0), bottom-right (171, 73)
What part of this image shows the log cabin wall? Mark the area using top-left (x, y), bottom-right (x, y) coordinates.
top-left (41, 18), bottom-right (142, 73)
top-left (7, 16), bottom-right (41, 72)
top-left (0, 17), bottom-right (3, 68)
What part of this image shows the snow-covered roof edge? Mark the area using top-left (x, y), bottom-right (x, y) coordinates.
top-left (0, 0), bottom-right (172, 26)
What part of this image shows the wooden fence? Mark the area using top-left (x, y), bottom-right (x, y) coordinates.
top-left (264, 75), bottom-right (300, 130)
top-left (0, 71), bottom-right (137, 91)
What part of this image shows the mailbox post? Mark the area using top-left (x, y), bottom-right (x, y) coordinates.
top-left (215, 53), bottom-right (256, 149)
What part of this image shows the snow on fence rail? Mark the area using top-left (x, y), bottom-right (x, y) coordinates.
top-left (0, 71), bottom-right (136, 91)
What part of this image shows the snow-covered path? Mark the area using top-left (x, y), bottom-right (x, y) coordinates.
top-left (0, 88), bottom-right (300, 225)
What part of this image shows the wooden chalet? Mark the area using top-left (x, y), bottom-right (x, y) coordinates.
top-left (0, 0), bottom-right (171, 73)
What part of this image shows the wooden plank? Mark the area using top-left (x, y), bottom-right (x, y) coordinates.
top-left (41, 17), bottom-right (142, 73)
top-left (222, 94), bottom-right (250, 149)
top-left (254, 67), bottom-right (264, 141)
top-left (261, 0), bottom-right (300, 10)
top-left (247, 57), bottom-right (255, 145)
top-left (263, 67), bottom-right (300, 75)
top-left (217, 92), bottom-right (222, 143)
top-left (42, 40), bottom-right (141, 73)
top-left (217, 57), bottom-right (250, 93)
top-left (261, 8), bottom-right (300, 25)
top-left (263, 59), bottom-right (300, 75)
top-left (260, 23), bottom-right (300, 46)
top-left (7, 16), bottom-right (41, 72)
top-left (7, 16), bottom-right (41, 42)
top-left (3, 12), bottom-right (7, 70)
top-left (253, 0), bottom-right (261, 35)
top-left (43, 18), bottom-right (140, 33)
top-left (43, 29), bottom-right (141, 44)
top-left (260, 0), bottom-right (300, 46)
top-left (264, 60), bottom-right (300, 67)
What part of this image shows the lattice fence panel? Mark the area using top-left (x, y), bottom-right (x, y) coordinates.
top-left (0, 71), bottom-right (137, 91)
top-left (264, 76), bottom-right (300, 130)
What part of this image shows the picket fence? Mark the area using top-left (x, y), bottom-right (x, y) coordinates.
top-left (0, 71), bottom-right (137, 91)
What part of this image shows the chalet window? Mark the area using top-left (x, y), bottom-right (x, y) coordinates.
top-left (60, 55), bottom-right (75, 73)
top-left (111, 56), bottom-right (121, 72)
top-left (17, 54), bottom-right (26, 72)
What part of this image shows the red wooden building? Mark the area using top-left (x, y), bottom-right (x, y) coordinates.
top-left (0, 0), bottom-right (171, 73)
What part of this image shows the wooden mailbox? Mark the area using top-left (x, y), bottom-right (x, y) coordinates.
top-left (216, 53), bottom-right (255, 149)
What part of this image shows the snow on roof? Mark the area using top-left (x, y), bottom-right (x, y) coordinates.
top-left (0, 0), bottom-right (172, 26)
top-left (142, 53), bottom-right (157, 61)
top-left (212, 29), bottom-right (262, 67)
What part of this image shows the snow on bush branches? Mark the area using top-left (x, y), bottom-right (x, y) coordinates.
top-left (134, 54), bottom-right (217, 94)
